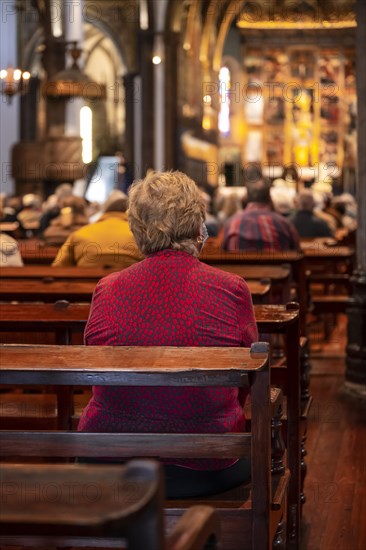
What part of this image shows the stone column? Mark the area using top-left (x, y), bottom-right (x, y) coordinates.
top-left (345, 0), bottom-right (366, 398)
top-left (64, 0), bottom-right (84, 138)
top-left (0, 0), bottom-right (19, 195)
top-left (138, 29), bottom-right (154, 173)
top-left (164, 30), bottom-right (179, 170)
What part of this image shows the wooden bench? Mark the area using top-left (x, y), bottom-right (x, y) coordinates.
top-left (311, 295), bottom-right (351, 315)
top-left (0, 263), bottom-right (289, 305)
top-left (17, 239), bottom-right (59, 265)
top-left (14, 236), bottom-right (307, 322)
top-left (0, 459), bottom-right (220, 550)
top-left (0, 277), bottom-right (272, 305)
top-left (300, 243), bottom-right (354, 339)
top-left (0, 342), bottom-right (289, 550)
top-left (0, 264), bottom-right (290, 282)
top-left (0, 302), bottom-right (303, 549)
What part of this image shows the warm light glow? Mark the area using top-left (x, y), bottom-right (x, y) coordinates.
top-left (139, 0), bottom-right (149, 30)
top-left (237, 19), bottom-right (356, 30)
top-left (0, 67), bottom-right (31, 102)
top-left (80, 106), bottom-right (93, 164)
top-left (51, 0), bottom-right (63, 37)
top-left (219, 66), bottom-right (231, 135)
top-left (152, 55), bottom-right (162, 65)
top-left (202, 115), bottom-right (212, 131)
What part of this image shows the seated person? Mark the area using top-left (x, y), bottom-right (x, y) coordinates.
top-left (223, 180), bottom-right (300, 252)
top-left (43, 196), bottom-right (89, 246)
top-left (199, 188), bottom-right (219, 237)
top-left (78, 170), bottom-right (258, 498)
top-left (0, 232), bottom-right (23, 267)
top-left (39, 183), bottom-right (74, 234)
top-left (216, 192), bottom-right (243, 226)
top-left (17, 193), bottom-right (43, 236)
top-left (322, 194), bottom-right (344, 230)
top-left (292, 191), bottom-right (333, 238)
top-left (52, 194), bottom-right (142, 268)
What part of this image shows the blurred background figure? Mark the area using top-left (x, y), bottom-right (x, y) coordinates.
top-left (17, 194), bottom-right (42, 237)
top-left (116, 151), bottom-right (133, 195)
top-left (199, 188), bottom-right (219, 237)
top-left (322, 194), bottom-right (345, 230)
top-left (39, 183), bottom-right (74, 234)
top-left (0, 232), bottom-right (23, 267)
top-left (312, 191), bottom-right (337, 234)
top-left (274, 165), bottom-right (302, 192)
top-left (292, 190), bottom-right (333, 238)
top-left (270, 187), bottom-right (295, 218)
top-left (223, 180), bottom-right (300, 252)
top-left (43, 196), bottom-right (88, 245)
top-left (216, 192), bottom-right (243, 226)
top-left (335, 193), bottom-right (357, 231)
top-left (88, 189), bottom-right (127, 223)
top-left (52, 192), bottom-right (141, 268)
top-left (0, 194), bottom-right (21, 224)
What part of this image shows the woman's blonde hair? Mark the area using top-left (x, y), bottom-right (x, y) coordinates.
top-left (128, 171), bottom-right (205, 256)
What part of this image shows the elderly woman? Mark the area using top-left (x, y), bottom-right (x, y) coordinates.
top-left (78, 171), bottom-right (258, 497)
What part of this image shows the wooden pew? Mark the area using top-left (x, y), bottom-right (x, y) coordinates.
top-left (18, 239), bottom-right (59, 265)
top-left (300, 242), bottom-right (355, 337)
top-left (0, 264), bottom-right (290, 282)
top-left (19, 237), bottom-right (353, 336)
top-left (0, 459), bottom-right (220, 550)
top-left (301, 241), bottom-right (355, 283)
top-left (0, 301), bottom-right (303, 549)
top-left (0, 278), bottom-right (271, 305)
top-left (301, 241), bottom-right (355, 268)
top-left (0, 342), bottom-right (288, 550)
top-left (0, 263), bottom-right (290, 306)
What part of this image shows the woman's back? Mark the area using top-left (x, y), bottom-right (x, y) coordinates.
top-left (79, 249), bottom-right (257, 468)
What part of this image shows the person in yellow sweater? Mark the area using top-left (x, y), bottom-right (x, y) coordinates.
top-left (52, 196), bottom-right (142, 268)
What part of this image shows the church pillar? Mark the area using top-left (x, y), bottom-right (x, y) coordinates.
top-left (345, 0), bottom-right (366, 398)
top-left (123, 73), bottom-right (137, 176)
top-left (152, 0), bottom-right (168, 172)
top-left (138, 28), bottom-right (154, 173)
top-left (0, 0), bottom-right (20, 194)
top-left (164, 30), bottom-right (179, 170)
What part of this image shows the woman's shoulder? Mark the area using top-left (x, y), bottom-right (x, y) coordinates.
top-left (198, 260), bottom-right (248, 291)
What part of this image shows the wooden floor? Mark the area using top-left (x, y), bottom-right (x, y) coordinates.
top-left (301, 315), bottom-right (366, 550)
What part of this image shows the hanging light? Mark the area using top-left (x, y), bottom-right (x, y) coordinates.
top-left (0, 66), bottom-right (31, 103)
top-left (43, 41), bottom-right (106, 100)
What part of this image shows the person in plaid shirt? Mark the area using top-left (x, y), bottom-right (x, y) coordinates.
top-left (222, 180), bottom-right (301, 252)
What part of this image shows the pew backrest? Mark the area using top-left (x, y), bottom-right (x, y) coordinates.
top-left (0, 342), bottom-right (276, 550)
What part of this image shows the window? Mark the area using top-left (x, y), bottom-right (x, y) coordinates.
top-left (80, 106), bottom-right (92, 164)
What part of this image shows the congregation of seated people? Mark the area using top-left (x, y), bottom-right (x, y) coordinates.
top-left (0, 172), bottom-right (357, 268)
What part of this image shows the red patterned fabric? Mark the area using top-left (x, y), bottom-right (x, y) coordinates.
top-left (78, 249), bottom-right (258, 469)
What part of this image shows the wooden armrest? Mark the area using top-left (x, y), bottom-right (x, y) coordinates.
top-left (300, 336), bottom-right (308, 348)
top-left (270, 387), bottom-right (283, 417)
top-left (301, 396), bottom-right (313, 420)
top-left (309, 273), bottom-right (350, 284)
top-left (166, 505), bottom-right (220, 550)
top-left (271, 470), bottom-right (290, 511)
